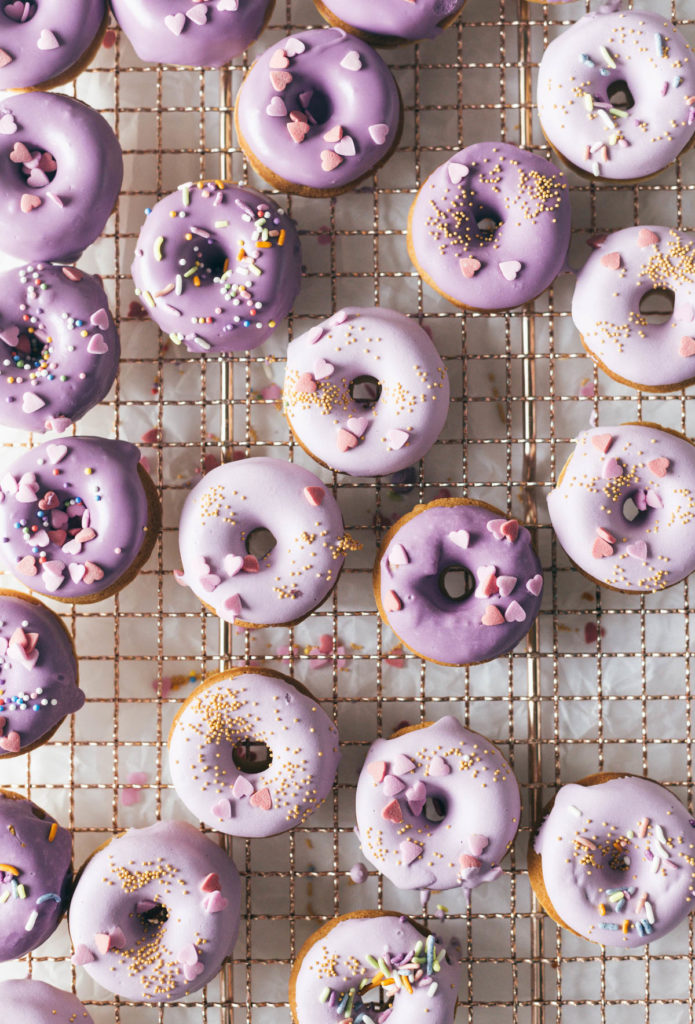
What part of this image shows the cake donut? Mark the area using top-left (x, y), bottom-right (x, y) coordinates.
top-left (537, 9), bottom-right (695, 182)
top-left (547, 422), bottom-right (695, 593)
top-left (374, 498), bottom-right (543, 665)
top-left (0, 435), bottom-right (160, 604)
top-left (290, 910), bottom-right (461, 1024)
top-left (131, 181), bottom-right (301, 355)
top-left (529, 773), bottom-right (695, 947)
top-left (234, 28), bottom-right (402, 198)
top-left (176, 455), bottom-right (355, 627)
top-left (0, 262), bottom-right (119, 433)
top-left (69, 820), bottom-right (241, 1002)
top-left (0, 788), bottom-right (73, 961)
top-left (313, 0), bottom-right (467, 47)
top-left (0, 91), bottom-right (123, 264)
top-left (169, 667), bottom-right (340, 837)
top-left (0, 979), bottom-right (93, 1024)
top-left (407, 142), bottom-right (571, 311)
top-left (283, 307), bottom-right (450, 477)
top-left (356, 717), bottom-right (521, 894)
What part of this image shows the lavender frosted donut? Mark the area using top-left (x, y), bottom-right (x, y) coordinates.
top-left (530, 774), bottom-right (695, 947)
top-left (0, 435), bottom-right (160, 603)
top-left (407, 142), bottom-right (571, 311)
top-left (0, 262), bottom-right (119, 433)
top-left (0, 788), bottom-right (72, 961)
top-left (0, 979), bottom-right (93, 1024)
top-left (283, 307), bottom-right (450, 476)
top-left (176, 456), bottom-right (354, 627)
top-left (537, 9), bottom-right (695, 182)
top-left (290, 911), bottom-right (461, 1024)
top-left (234, 28), bottom-right (402, 197)
top-left (0, 92), bottom-right (123, 264)
top-left (547, 422), bottom-right (695, 593)
top-left (169, 667), bottom-right (340, 837)
top-left (313, 0), bottom-right (467, 46)
top-left (374, 498), bottom-right (544, 665)
top-left (69, 820), bottom-right (241, 1002)
top-left (131, 181), bottom-right (301, 355)
top-left (356, 717), bottom-right (521, 893)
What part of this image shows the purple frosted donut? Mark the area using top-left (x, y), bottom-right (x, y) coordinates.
top-left (176, 455), bottom-right (353, 627)
top-left (234, 28), bottom-right (402, 197)
top-left (537, 9), bottom-right (695, 181)
top-left (356, 717), bottom-right (521, 893)
top-left (169, 667), bottom-right (340, 837)
top-left (0, 979), bottom-right (93, 1024)
top-left (283, 307), bottom-right (450, 477)
top-left (0, 435), bottom-right (159, 603)
top-left (0, 262), bottom-right (119, 433)
top-left (374, 498), bottom-right (544, 665)
top-left (407, 142), bottom-right (571, 311)
top-left (131, 181), bottom-right (301, 355)
top-left (0, 788), bottom-right (72, 961)
top-left (313, 0), bottom-right (466, 45)
top-left (69, 820), bottom-right (241, 1002)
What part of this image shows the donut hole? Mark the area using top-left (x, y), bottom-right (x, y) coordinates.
top-left (639, 287), bottom-right (675, 325)
top-left (232, 739), bottom-right (273, 774)
top-left (474, 208), bottom-right (503, 245)
top-left (423, 794), bottom-right (448, 823)
top-left (438, 565), bottom-right (475, 602)
top-left (13, 145), bottom-right (57, 190)
top-left (245, 527), bottom-right (276, 561)
top-left (303, 90), bottom-right (332, 128)
top-left (622, 492), bottom-right (653, 525)
top-left (1, 329), bottom-right (49, 371)
top-left (139, 902), bottom-right (169, 927)
top-left (349, 375), bottom-right (381, 409)
top-left (606, 79), bottom-right (635, 112)
top-left (2, 1), bottom-right (37, 22)
top-left (177, 236), bottom-right (228, 283)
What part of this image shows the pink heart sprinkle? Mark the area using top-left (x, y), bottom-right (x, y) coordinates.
top-left (266, 96), bottom-right (287, 117)
top-left (591, 433), bottom-right (613, 454)
top-left (178, 943), bottom-right (198, 967)
top-left (20, 193), bottom-right (41, 213)
top-left (448, 161), bottom-right (469, 184)
top-left (287, 120), bottom-right (310, 144)
top-left (337, 428), bottom-right (358, 452)
top-left (295, 371), bottom-right (317, 394)
top-left (648, 457), bottom-right (669, 477)
top-left (469, 833), bottom-right (489, 857)
top-left (388, 543), bottom-right (409, 567)
top-left (41, 559), bottom-right (64, 578)
top-left (381, 799), bottom-right (403, 823)
top-left (392, 754), bottom-right (415, 775)
top-left (526, 573), bottom-right (543, 597)
top-left (387, 428), bottom-right (409, 450)
top-left (164, 12), bottom-right (185, 34)
top-left (320, 149), bottom-right (343, 172)
top-left (323, 124), bottom-right (343, 143)
top-left (202, 890), bottom-right (228, 913)
top-left (627, 541), bottom-right (648, 560)
top-left (249, 786), bottom-right (272, 810)
top-left (499, 260), bottom-right (522, 281)
top-left (602, 457), bottom-right (622, 479)
top-left (0, 53), bottom-right (13, 72)
top-left (596, 526), bottom-right (616, 544)
top-left (284, 37), bottom-right (306, 56)
top-left (429, 755), bottom-right (450, 777)
top-left (601, 252), bottom-right (621, 271)
top-left (69, 563), bottom-right (86, 583)
top-left (16, 555), bottom-right (35, 576)
top-left (383, 589), bottom-right (402, 613)
top-left (335, 135), bottom-right (356, 157)
top-left (37, 28), bottom-right (60, 50)
top-left (90, 308), bottom-right (110, 331)
top-left (680, 335), bottom-right (695, 357)
top-left (83, 561), bottom-right (104, 585)
top-left (635, 490), bottom-right (648, 511)
top-left (186, 4), bottom-right (208, 24)
top-left (199, 573), bottom-right (221, 593)
top-left (243, 555), bottom-right (259, 573)
top-left (269, 70), bottom-right (292, 92)
top-left (460, 853), bottom-right (482, 871)
top-left (303, 486), bottom-right (324, 507)
top-left (475, 565), bottom-right (498, 598)
top-left (400, 839), bottom-right (422, 865)
top-left (314, 357), bottom-right (334, 380)
top-left (638, 228), bottom-right (659, 247)
top-left (482, 604), bottom-right (505, 626)
top-left (305, 325), bottom-right (324, 345)
top-left (459, 256), bottom-right (481, 278)
top-left (232, 776), bottom-right (254, 799)
top-left (496, 575), bottom-right (517, 597)
top-left (347, 416), bottom-right (369, 437)
top-left (222, 593), bottom-right (242, 620)
top-left (269, 48), bottom-right (289, 69)
top-left (646, 489), bottom-right (663, 509)
top-left (47, 443), bottom-right (67, 465)
top-left (369, 123), bottom-right (388, 145)
top-left (200, 872), bottom-right (221, 893)
top-left (383, 774), bottom-right (406, 797)
top-left (212, 798), bottom-right (232, 820)
top-left (9, 142), bottom-right (30, 164)
top-left (224, 554), bottom-right (244, 577)
top-left (449, 529), bottom-right (469, 549)
top-left (592, 537), bottom-right (613, 559)
top-left (21, 391), bottom-right (45, 414)
top-left (87, 334), bottom-right (108, 355)
top-left (25, 168), bottom-right (48, 189)
top-left (504, 600), bottom-right (526, 623)
top-left (71, 944), bottom-right (95, 966)
top-left (340, 50), bottom-right (362, 71)
top-left (184, 961), bottom-right (204, 982)
top-left (367, 761), bottom-right (386, 783)
top-left (500, 519), bottom-right (519, 542)
top-left (94, 933), bottom-right (112, 955)
top-left (0, 731), bottom-right (20, 753)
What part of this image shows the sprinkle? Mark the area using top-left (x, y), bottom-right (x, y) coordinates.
top-left (154, 236), bottom-right (165, 261)
top-left (0, 864), bottom-right (19, 875)
top-left (600, 46), bottom-right (616, 68)
top-left (580, 54), bottom-right (595, 67)
top-left (622, 919), bottom-right (631, 934)
top-left (645, 901), bottom-right (655, 924)
top-left (568, 805), bottom-right (582, 817)
top-left (598, 903), bottom-right (606, 916)
top-left (319, 987), bottom-right (331, 1003)
top-left (48, 822), bottom-right (57, 842)
top-left (600, 922), bottom-right (620, 930)
top-left (36, 892), bottom-right (60, 904)
top-left (24, 909), bottom-right (38, 931)
top-left (655, 33), bottom-right (665, 57)
top-left (583, 92), bottom-right (594, 112)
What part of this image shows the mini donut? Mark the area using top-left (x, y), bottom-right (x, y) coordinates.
top-left (313, 0), bottom-right (466, 47)
top-left (69, 820), bottom-right (241, 1002)
top-left (0, 979), bottom-right (93, 1024)
top-left (176, 455), bottom-right (355, 628)
top-left (0, 91), bottom-right (123, 264)
top-left (407, 142), bottom-right (571, 311)
top-left (373, 497), bottom-right (544, 665)
top-left (537, 9), bottom-right (695, 182)
top-left (0, 787), bottom-right (72, 962)
top-left (529, 773), bottom-right (695, 947)
top-left (131, 180), bottom-right (301, 355)
top-left (356, 716), bottom-right (521, 893)
top-left (0, 435), bottom-right (161, 604)
top-left (547, 422), bottom-right (695, 593)
top-left (283, 307), bottom-right (450, 477)
top-left (0, 261), bottom-right (119, 433)
top-left (169, 666), bottom-right (340, 837)
top-left (290, 910), bottom-right (461, 1024)
top-left (234, 28), bottom-right (402, 198)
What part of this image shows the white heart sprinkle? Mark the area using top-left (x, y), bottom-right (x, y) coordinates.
top-left (499, 260), bottom-right (522, 281)
top-left (334, 135), bottom-right (356, 157)
top-left (447, 162), bottom-right (469, 184)
top-left (340, 50), bottom-right (362, 71)
top-left (37, 28), bottom-right (60, 50)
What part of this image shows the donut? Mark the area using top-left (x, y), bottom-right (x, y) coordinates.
top-left (283, 307), bottom-right (450, 477)
top-left (529, 773), bottom-right (695, 947)
top-left (176, 455), bottom-right (355, 627)
top-left (312, 0), bottom-right (466, 47)
top-left (131, 180), bottom-right (301, 355)
top-left (355, 717), bottom-right (521, 894)
top-left (547, 422), bottom-right (695, 593)
top-left (234, 28), bottom-right (402, 198)
top-left (69, 820), bottom-right (241, 1002)
top-left (0, 261), bottom-right (119, 433)
top-left (290, 910), bottom-right (461, 1024)
top-left (0, 91), bottom-right (123, 264)
top-left (0, 787), bottom-right (72, 961)
top-left (0, 979), bottom-right (93, 1024)
top-left (537, 9), bottom-right (695, 182)
top-left (0, 435), bottom-right (161, 604)
top-left (169, 666), bottom-right (340, 837)
top-left (0, 589), bottom-right (83, 758)
top-left (373, 498), bottom-right (544, 665)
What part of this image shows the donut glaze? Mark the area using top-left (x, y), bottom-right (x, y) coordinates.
top-left (69, 820), bottom-right (241, 1002)
top-left (290, 911), bottom-right (461, 1024)
top-left (314, 0), bottom-right (466, 45)
top-left (0, 92), bottom-right (123, 264)
top-left (0, 262), bottom-right (119, 433)
top-left (547, 423), bottom-right (695, 593)
top-left (169, 667), bottom-right (340, 838)
top-left (374, 498), bottom-right (544, 665)
top-left (234, 28), bottom-right (402, 196)
top-left (283, 307), bottom-right (450, 477)
top-left (537, 9), bottom-right (695, 181)
top-left (176, 456), bottom-right (353, 627)
top-left (0, 979), bottom-right (93, 1024)
top-left (532, 775), bottom-right (695, 947)
top-left (131, 180), bottom-right (301, 355)
top-left (407, 142), bottom-right (571, 310)
top-left (0, 789), bottom-right (72, 962)
top-left (356, 717), bottom-right (521, 893)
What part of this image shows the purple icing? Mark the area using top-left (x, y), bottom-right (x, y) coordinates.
top-left (131, 181), bottom-right (301, 355)
top-left (316, 0), bottom-right (465, 43)
top-left (69, 820), bottom-right (241, 1002)
top-left (0, 978), bottom-right (93, 1024)
top-left (0, 0), bottom-right (106, 90)
top-left (408, 141), bottom-right (571, 311)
